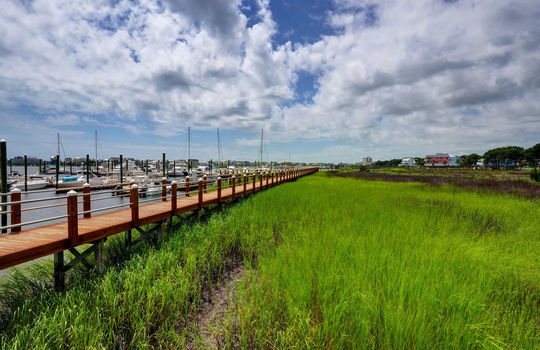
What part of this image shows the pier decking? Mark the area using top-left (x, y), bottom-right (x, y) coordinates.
top-left (0, 168), bottom-right (318, 272)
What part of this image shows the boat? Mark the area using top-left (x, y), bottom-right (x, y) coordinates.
top-left (168, 160), bottom-right (189, 177)
top-left (57, 175), bottom-right (84, 188)
top-left (11, 179), bottom-right (50, 190)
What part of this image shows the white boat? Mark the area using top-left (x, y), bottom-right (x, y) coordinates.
top-left (12, 179), bottom-right (50, 190)
top-left (168, 160), bottom-right (189, 177)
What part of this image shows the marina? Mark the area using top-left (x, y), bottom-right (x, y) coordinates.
top-left (0, 166), bottom-right (318, 290)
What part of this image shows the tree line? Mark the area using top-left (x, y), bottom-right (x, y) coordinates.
top-left (372, 143), bottom-right (540, 168)
top-left (460, 143), bottom-right (540, 168)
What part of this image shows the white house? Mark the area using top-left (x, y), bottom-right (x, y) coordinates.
top-left (399, 157), bottom-right (417, 167)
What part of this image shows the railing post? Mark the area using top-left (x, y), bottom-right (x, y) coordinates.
top-left (161, 177), bottom-right (167, 201)
top-left (67, 190), bottom-right (78, 247)
top-left (203, 175), bottom-right (207, 193)
top-left (171, 181), bottom-right (177, 213)
top-left (217, 177), bottom-right (222, 203)
top-left (252, 173), bottom-right (256, 192)
top-left (83, 183), bottom-right (91, 218)
top-left (198, 179), bottom-right (203, 208)
top-left (185, 176), bottom-right (190, 197)
top-left (10, 188), bottom-right (21, 233)
top-left (243, 175), bottom-right (247, 196)
top-left (260, 171), bottom-right (263, 189)
top-left (266, 172), bottom-right (269, 189)
top-left (130, 184), bottom-right (139, 224)
top-left (232, 175), bottom-right (236, 198)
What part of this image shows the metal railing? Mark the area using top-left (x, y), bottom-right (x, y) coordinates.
top-left (0, 168), bottom-right (319, 242)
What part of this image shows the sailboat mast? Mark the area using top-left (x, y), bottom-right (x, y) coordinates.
top-left (188, 126), bottom-right (191, 160)
top-left (259, 129), bottom-right (263, 165)
top-left (57, 133), bottom-right (60, 158)
top-left (217, 128), bottom-right (221, 165)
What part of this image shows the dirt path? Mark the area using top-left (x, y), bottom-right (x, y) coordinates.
top-left (191, 265), bottom-right (245, 349)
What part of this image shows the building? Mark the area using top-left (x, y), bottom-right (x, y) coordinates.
top-left (399, 157), bottom-right (417, 167)
top-left (360, 156), bottom-right (373, 166)
top-left (425, 153), bottom-right (458, 167)
top-left (10, 156), bottom-right (41, 165)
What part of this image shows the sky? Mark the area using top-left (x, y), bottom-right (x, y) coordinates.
top-left (0, 0), bottom-right (539, 163)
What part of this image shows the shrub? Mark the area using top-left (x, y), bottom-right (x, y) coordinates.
top-left (531, 168), bottom-right (539, 182)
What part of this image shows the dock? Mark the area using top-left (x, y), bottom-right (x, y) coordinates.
top-left (0, 168), bottom-right (318, 289)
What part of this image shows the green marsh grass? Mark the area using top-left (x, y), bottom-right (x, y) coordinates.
top-left (229, 174), bottom-right (539, 349)
top-left (0, 173), bottom-right (538, 349)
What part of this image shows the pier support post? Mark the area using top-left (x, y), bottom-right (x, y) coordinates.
top-left (125, 229), bottom-right (132, 247)
top-left (24, 154), bottom-right (28, 192)
top-left (162, 153), bottom-right (166, 178)
top-left (1, 140), bottom-right (7, 234)
top-left (94, 239), bottom-right (105, 273)
top-left (55, 155), bottom-right (60, 189)
top-left (217, 177), bottom-right (222, 204)
top-left (171, 181), bottom-right (177, 214)
top-left (54, 251), bottom-right (65, 291)
top-left (198, 179), bottom-right (203, 209)
top-left (197, 179), bottom-right (203, 221)
top-left (231, 176), bottom-right (236, 198)
top-left (86, 154), bottom-right (90, 184)
top-left (67, 190), bottom-right (78, 247)
top-left (83, 183), bottom-right (91, 218)
top-left (130, 184), bottom-right (139, 225)
top-left (161, 178), bottom-right (167, 201)
top-left (119, 154), bottom-right (123, 184)
top-left (10, 188), bottom-right (21, 233)
top-left (203, 175), bottom-right (207, 193)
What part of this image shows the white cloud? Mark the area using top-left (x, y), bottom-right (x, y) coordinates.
top-left (45, 114), bottom-right (80, 125)
top-left (0, 0), bottom-right (539, 161)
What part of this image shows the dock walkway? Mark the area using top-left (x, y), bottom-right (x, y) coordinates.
top-left (0, 168), bottom-right (318, 271)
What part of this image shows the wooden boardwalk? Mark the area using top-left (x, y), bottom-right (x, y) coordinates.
top-left (0, 168), bottom-right (318, 271)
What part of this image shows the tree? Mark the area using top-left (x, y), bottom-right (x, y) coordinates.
top-left (525, 143), bottom-right (540, 167)
top-left (458, 153), bottom-right (481, 167)
top-left (484, 146), bottom-right (524, 169)
top-left (413, 157), bottom-right (425, 166)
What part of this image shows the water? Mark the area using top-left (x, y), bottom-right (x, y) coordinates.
top-left (1, 166), bottom-right (173, 231)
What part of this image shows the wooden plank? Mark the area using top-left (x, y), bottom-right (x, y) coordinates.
top-left (0, 168), bottom-right (318, 270)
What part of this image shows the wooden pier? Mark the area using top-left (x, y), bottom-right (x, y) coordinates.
top-left (0, 168), bottom-right (318, 288)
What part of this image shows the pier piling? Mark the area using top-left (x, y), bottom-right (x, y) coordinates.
top-left (1, 139), bottom-right (8, 233)
top-left (24, 154), bottom-right (28, 192)
top-left (86, 154), bottom-right (90, 184)
top-left (55, 155), bottom-right (60, 189)
top-left (162, 153), bottom-right (166, 178)
top-left (119, 155), bottom-right (123, 184)
top-left (10, 188), bottom-right (21, 233)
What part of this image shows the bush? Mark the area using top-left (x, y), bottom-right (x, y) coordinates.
top-left (531, 168), bottom-right (539, 182)
top-left (356, 165), bottom-right (370, 172)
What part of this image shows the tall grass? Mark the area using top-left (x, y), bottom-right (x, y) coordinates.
top-left (230, 174), bottom-right (539, 348)
top-left (0, 174), bottom-right (538, 348)
top-left (0, 198), bottom-right (284, 348)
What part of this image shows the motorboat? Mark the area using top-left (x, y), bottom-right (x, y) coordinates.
top-left (57, 175), bottom-right (85, 188)
top-left (11, 178), bottom-right (50, 190)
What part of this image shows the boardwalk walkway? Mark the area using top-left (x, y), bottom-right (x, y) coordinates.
top-left (0, 168), bottom-right (318, 271)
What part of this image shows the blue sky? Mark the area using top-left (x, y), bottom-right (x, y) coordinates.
top-left (0, 0), bottom-right (539, 162)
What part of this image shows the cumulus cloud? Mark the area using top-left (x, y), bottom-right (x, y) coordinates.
top-left (45, 114), bottom-right (80, 126)
top-left (0, 0), bottom-right (539, 161)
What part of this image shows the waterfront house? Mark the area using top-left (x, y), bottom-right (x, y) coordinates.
top-left (399, 158), bottom-right (417, 167)
top-left (425, 153), bottom-right (458, 167)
